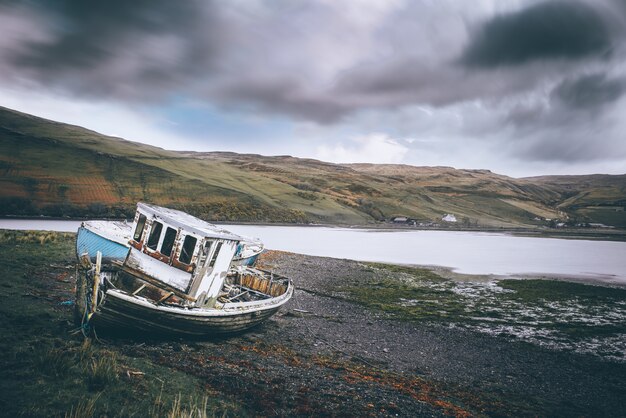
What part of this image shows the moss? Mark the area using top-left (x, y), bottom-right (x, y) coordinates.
top-left (365, 262), bottom-right (447, 282)
top-left (499, 279), bottom-right (626, 302)
top-left (339, 266), bottom-right (466, 323)
top-left (340, 261), bottom-right (626, 359)
top-left (0, 231), bottom-right (245, 417)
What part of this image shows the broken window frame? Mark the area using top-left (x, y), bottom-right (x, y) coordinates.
top-left (179, 234), bottom-right (198, 265)
top-left (146, 221), bottom-right (163, 251)
top-left (208, 242), bottom-right (223, 268)
top-left (160, 227), bottom-right (177, 257)
top-left (198, 240), bottom-right (214, 267)
top-left (133, 214), bottom-right (147, 242)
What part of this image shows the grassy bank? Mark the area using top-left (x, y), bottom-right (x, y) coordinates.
top-left (340, 263), bottom-right (626, 361)
top-left (0, 230), bottom-right (243, 417)
top-left (3, 106), bottom-right (626, 229)
top-left (2, 230), bottom-right (625, 416)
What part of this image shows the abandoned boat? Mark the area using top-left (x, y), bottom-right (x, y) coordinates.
top-left (75, 203), bottom-right (293, 336)
top-left (76, 216), bottom-right (264, 267)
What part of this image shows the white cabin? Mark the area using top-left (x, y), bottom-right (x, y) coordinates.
top-left (125, 203), bottom-right (244, 307)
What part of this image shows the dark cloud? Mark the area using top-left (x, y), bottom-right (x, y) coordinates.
top-left (4, 0), bottom-right (220, 100)
top-left (1, 0), bottom-right (625, 149)
top-left (210, 77), bottom-right (352, 124)
top-left (552, 73), bottom-right (625, 109)
top-left (461, 1), bottom-right (612, 67)
top-left (499, 72), bottom-right (626, 164)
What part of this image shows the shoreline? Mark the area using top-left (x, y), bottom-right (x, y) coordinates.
top-left (1, 223), bottom-right (625, 287)
top-left (1, 233), bottom-right (625, 416)
top-left (419, 263), bottom-right (626, 288)
top-left (2, 215), bottom-right (625, 241)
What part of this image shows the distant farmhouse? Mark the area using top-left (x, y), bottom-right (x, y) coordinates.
top-left (442, 214), bottom-right (457, 223)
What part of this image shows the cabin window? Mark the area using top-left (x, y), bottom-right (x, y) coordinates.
top-left (160, 227), bottom-right (177, 257)
top-left (179, 235), bottom-right (197, 264)
top-left (208, 242), bottom-right (223, 267)
top-left (146, 221), bottom-right (163, 250)
top-left (133, 214), bottom-right (147, 241)
top-left (199, 240), bottom-right (213, 266)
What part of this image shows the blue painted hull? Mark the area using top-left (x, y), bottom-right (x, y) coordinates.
top-left (76, 226), bottom-right (129, 262)
top-left (241, 253), bottom-right (259, 266)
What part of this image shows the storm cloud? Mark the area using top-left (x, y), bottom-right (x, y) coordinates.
top-left (552, 73), bottom-right (625, 109)
top-left (2, 0), bottom-right (221, 100)
top-left (1, 0), bottom-right (626, 173)
top-left (460, 1), bottom-right (612, 67)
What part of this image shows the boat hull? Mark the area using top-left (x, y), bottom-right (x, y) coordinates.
top-left (76, 226), bottom-right (129, 263)
top-left (231, 253), bottom-right (261, 267)
top-left (91, 286), bottom-right (293, 336)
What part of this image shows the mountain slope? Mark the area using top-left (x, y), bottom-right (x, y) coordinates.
top-left (1, 106), bottom-right (625, 228)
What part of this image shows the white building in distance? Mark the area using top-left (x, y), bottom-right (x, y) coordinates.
top-left (442, 214), bottom-right (457, 223)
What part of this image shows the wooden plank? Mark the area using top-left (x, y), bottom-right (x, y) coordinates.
top-left (119, 264), bottom-right (197, 302)
top-left (132, 284), bottom-right (146, 296)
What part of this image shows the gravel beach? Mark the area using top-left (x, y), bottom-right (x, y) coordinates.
top-left (116, 250), bottom-right (626, 417)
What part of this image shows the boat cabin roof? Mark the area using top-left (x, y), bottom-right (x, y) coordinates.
top-left (137, 202), bottom-right (242, 242)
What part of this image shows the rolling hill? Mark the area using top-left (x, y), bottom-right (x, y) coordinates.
top-left (1, 106), bottom-right (625, 228)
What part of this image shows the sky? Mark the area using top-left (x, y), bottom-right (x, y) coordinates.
top-left (1, 0), bottom-right (626, 178)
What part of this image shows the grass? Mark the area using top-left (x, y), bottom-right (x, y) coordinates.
top-left (85, 351), bottom-right (119, 391)
top-left (151, 393), bottom-right (229, 418)
top-left (0, 230), bottom-right (244, 417)
top-left (0, 229), bottom-right (623, 416)
top-left (3, 105), bottom-right (625, 227)
top-left (341, 263), bottom-right (626, 361)
top-left (64, 395), bottom-right (99, 418)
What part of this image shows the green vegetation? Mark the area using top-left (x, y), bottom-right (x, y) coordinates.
top-left (2, 106), bottom-right (625, 227)
top-left (341, 263), bottom-right (626, 361)
top-left (0, 230), bottom-right (243, 417)
top-left (1, 231), bottom-right (624, 416)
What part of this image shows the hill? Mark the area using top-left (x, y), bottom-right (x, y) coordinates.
top-left (1, 106), bottom-right (625, 228)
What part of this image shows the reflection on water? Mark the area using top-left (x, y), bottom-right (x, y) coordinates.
top-left (2, 219), bottom-right (625, 283)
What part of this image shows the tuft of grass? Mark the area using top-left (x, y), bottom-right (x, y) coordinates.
top-left (64, 395), bottom-right (100, 418)
top-left (151, 392), bottom-right (230, 418)
top-left (85, 351), bottom-right (119, 391)
top-left (33, 346), bottom-right (75, 378)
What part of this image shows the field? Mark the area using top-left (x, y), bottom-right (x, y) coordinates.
top-left (2, 106), bottom-right (626, 228)
top-left (0, 230), bottom-right (239, 416)
top-left (1, 230), bottom-right (624, 417)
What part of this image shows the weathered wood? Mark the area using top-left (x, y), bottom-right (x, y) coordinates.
top-left (74, 266), bottom-right (87, 325)
top-left (157, 292), bottom-right (174, 304)
top-left (92, 290), bottom-right (287, 336)
top-left (132, 284), bottom-right (146, 296)
top-left (79, 253), bottom-right (92, 270)
top-left (90, 251), bottom-right (102, 314)
top-left (119, 263), bottom-right (197, 302)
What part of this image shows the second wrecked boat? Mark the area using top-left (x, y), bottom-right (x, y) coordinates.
top-left (76, 203), bottom-right (293, 336)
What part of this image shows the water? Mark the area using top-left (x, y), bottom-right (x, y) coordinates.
top-left (2, 219), bottom-right (626, 283)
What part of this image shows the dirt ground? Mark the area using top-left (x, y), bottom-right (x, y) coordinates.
top-left (2, 233), bottom-right (624, 417)
top-left (111, 251), bottom-right (626, 417)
